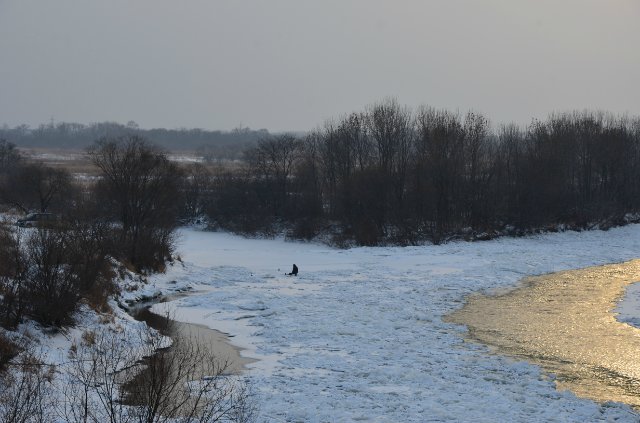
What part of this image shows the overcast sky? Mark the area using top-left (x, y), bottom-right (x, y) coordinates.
top-left (0, 0), bottom-right (638, 132)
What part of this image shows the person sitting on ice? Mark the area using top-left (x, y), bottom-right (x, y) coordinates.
top-left (286, 264), bottom-right (298, 276)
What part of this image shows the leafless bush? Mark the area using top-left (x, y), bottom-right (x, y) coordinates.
top-left (128, 227), bottom-right (177, 273)
top-left (65, 222), bottom-right (117, 311)
top-left (0, 352), bottom-right (55, 423)
top-left (23, 228), bottom-right (80, 326)
top-left (64, 324), bottom-right (255, 423)
top-left (0, 139), bottom-right (21, 175)
top-left (0, 333), bottom-right (20, 372)
top-left (0, 226), bottom-right (28, 329)
top-left (1, 222), bottom-right (117, 328)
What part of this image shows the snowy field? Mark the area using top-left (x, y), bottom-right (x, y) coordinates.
top-left (141, 225), bottom-right (640, 422)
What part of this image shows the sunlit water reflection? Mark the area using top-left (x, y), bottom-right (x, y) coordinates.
top-left (447, 259), bottom-right (640, 407)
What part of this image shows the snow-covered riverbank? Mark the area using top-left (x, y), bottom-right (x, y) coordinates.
top-left (141, 225), bottom-right (640, 422)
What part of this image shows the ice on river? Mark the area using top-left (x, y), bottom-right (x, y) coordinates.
top-left (145, 226), bottom-right (640, 422)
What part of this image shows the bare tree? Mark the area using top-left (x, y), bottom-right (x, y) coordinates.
top-left (246, 135), bottom-right (302, 217)
top-left (89, 136), bottom-right (181, 271)
top-left (493, 123), bottom-right (525, 224)
top-left (414, 106), bottom-right (465, 241)
top-left (462, 111), bottom-right (493, 227)
top-left (366, 99), bottom-right (413, 213)
top-left (180, 163), bottom-right (211, 220)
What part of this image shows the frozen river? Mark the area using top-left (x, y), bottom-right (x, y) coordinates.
top-left (140, 225), bottom-right (640, 422)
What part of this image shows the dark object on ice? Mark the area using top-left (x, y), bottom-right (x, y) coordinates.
top-left (286, 264), bottom-right (298, 276)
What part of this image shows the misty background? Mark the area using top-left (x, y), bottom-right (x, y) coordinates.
top-left (0, 0), bottom-right (639, 132)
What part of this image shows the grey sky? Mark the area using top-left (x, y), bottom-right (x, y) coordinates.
top-left (0, 0), bottom-right (638, 132)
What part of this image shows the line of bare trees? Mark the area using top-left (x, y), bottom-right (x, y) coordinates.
top-left (4, 101), bottom-right (640, 250)
top-left (206, 100), bottom-right (640, 245)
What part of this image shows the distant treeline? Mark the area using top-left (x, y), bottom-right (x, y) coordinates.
top-left (0, 121), bottom-right (268, 159)
top-left (203, 100), bottom-right (640, 245)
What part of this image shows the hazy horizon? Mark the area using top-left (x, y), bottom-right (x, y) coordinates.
top-left (1, 0), bottom-right (639, 132)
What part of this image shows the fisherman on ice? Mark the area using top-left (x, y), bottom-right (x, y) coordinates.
top-left (286, 264), bottom-right (298, 276)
